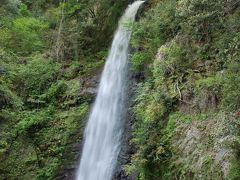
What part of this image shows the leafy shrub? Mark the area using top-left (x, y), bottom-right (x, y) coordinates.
top-left (196, 74), bottom-right (223, 93)
top-left (0, 84), bottom-right (22, 109)
top-left (130, 0), bottom-right (180, 73)
top-left (128, 77), bottom-right (174, 179)
top-left (19, 2), bottom-right (31, 17)
top-left (37, 157), bottom-right (60, 180)
top-left (40, 80), bottom-right (67, 103)
top-left (16, 107), bottom-right (54, 135)
top-left (64, 61), bottom-right (83, 79)
top-left (222, 62), bottom-right (240, 111)
top-left (130, 52), bottom-right (150, 72)
top-left (229, 158), bottom-right (240, 180)
top-left (14, 56), bottom-right (61, 98)
top-left (0, 0), bottom-right (20, 16)
top-left (0, 17), bottom-right (48, 54)
top-left (128, 0), bottom-right (240, 179)
top-left (177, 0), bottom-right (225, 42)
top-left (156, 41), bottom-right (187, 77)
top-left (213, 12), bottom-right (240, 68)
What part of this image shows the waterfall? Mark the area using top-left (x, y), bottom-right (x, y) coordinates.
top-left (76, 1), bottom-right (144, 180)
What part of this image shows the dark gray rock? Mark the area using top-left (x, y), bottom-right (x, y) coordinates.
top-left (78, 74), bottom-right (100, 103)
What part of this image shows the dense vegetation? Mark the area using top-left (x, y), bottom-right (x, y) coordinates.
top-left (0, 0), bottom-right (129, 179)
top-left (1, 0), bottom-right (240, 179)
top-left (126, 0), bottom-right (240, 179)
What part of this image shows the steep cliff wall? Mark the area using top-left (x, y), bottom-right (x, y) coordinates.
top-left (124, 0), bottom-right (240, 179)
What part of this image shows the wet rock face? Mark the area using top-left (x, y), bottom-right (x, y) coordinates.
top-left (55, 166), bottom-right (76, 180)
top-left (113, 63), bottom-right (146, 180)
top-left (79, 74), bottom-right (100, 103)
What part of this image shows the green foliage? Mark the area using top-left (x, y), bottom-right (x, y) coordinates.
top-left (154, 41), bottom-right (187, 78)
top-left (196, 73), bottom-right (223, 93)
top-left (16, 107), bottom-right (54, 135)
top-left (34, 104), bottom-right (89, 179)
top-left (222, 62), bottom-right (240, 111)
top-left (14, 56), bottom-right (61, 98)
top-left (128, 15), bottom-right (187, 176)
top-left (37, 157), bottom-right (60, 180)
top-left (1, 0), bottom-right (239, 178)
top-left (128, 76), bottom-right (174, 179)
top-left (19, 3), bottom-right (31, 16)
top-left (229, 158), bottom-right (240, 180)
top-left (0, 17), bottom-right (48, 54)
top-left (44, 0), bottom-right (128, 58)
top-left (177, 0), bottom-right (225, 42)
top-left (0, 0), bottom-right (129, 179)
top-left (130, 52), bottom-right (150, 72)
top-left (130, 0), bottom-right (180, 73)
top-left (60, 1), bottom-right (82, 15)
top-left (1, 103), bottom-right (89, 179)
top-left (86, 0), bottom-right (128, 51)
top-left (0, 0), bottom-right (20, 16)
top-left (162, 112), bottom-right (192, 142)
top-left (0, 84), bottom-right (22, 109)
top-left (129, 0), bottom-right (240, 179)
top-left (40, 80), bottom-right (68, 104)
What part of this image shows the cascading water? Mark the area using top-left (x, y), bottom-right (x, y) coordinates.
top-left (76, 1), bottom-right (144, 180)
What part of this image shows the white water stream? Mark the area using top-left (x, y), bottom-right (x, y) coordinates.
top-left (76, 1), bottom-right (144, 180)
